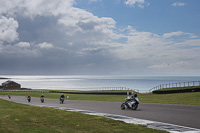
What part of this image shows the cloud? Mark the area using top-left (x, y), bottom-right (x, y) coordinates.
top-left (124, 0), bottom-right (149, 8)
top-left (38, 42), bottom-right (53, 49)
top-left (0, 0), bottom-right (74, 18)
top-left (107, 25), bottom-right (200, 75)
top-left (15, 42), bottom-right (30, 48)
top-left (0, 0), bottom-right (199, 75)
top-left (163, 31), bottom-right (197, 39)
top-left (172, 2), bottom-right (186, 7)
top-left (0, 16), bottom-right (18, 43)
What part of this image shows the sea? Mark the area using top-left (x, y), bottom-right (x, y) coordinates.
top-left (1, 75), bottom-right (200, 92)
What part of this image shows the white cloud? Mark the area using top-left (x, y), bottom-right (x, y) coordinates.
top-left (108, 26), bottom-right (200, 75)
top-left (38, 42), bottom-right (53, 49)
top-left (172, 2), bottom-right (186, 7)
top-left (15, 42), bottom-right (31, 48)
top-left (0, 16), bottom-right (18, 43)
top-left (163, 31), bottom-right (196, 39)
top-left (0, 0), bottom-right (199, 75)
top-left (124, 0), bottom-right (149, 8)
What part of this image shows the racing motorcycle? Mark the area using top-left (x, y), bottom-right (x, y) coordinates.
top-left (41, 97), bottom-right (44, 103)
top-left (121, 96), bottom-right (139, 110)
top-left (60, 97), bottom-right (64, 104)
top-left (27, 96), bottom-right (31, 102)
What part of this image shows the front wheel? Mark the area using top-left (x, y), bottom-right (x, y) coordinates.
top-left (121, 103), bottom-right (127, 110)
top-left (131, 103), bottom-right (138, 110)
top-left (41, 99), bottom-right (44, 103)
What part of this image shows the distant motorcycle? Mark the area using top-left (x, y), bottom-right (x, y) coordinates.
top-left (60, 97), bottom-right (64, 104)
top-left (27, 96), bottom-right (31, 102)
top-left (40, 94), bottom-right (44, 103)
top-left (41, 97), bottom-right (44, 103)
top-left (121, 96), bottom-right (139, 110)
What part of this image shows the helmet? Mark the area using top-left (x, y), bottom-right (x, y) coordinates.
top-left (134, 93), bottom-right (137, 97)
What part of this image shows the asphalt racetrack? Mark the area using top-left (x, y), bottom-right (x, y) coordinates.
top-left (1, 95), bottom-right (200, 129)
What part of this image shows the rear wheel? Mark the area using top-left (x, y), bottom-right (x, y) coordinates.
top-left (131, 103), bottom-right (138, 110)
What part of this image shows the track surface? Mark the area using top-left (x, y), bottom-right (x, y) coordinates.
top-left (1, 95), bottom-right (200, 129)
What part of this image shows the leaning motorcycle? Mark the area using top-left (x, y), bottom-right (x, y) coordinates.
top-left (121, 96), bottom-right (139, 110)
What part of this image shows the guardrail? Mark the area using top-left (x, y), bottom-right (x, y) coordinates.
top-left (149, 81), bottom-right (200, 92)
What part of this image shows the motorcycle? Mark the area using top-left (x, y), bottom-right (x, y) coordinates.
top-left (27, 96), bottom-right (31, 102)
top-left (121, 96), bottom-right (139, 110)
top-left (41, 97), bottom-right (44, 103)
top-left (60, 97), bottom-right (64, 104)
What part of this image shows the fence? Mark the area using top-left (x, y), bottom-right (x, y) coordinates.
top-left (0, 90), bottom-right (50, 93)
top-left (72, 87), bottom-right (136, 91)
top-left (149, 81), bottom-right (200, 92)
top-left (0, 87), bottom-right (138, 92)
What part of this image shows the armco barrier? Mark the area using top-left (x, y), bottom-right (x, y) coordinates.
top-left (152, 87), bottom-right (200, 94)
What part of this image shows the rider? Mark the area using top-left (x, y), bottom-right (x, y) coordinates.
top-left (127, 93), bottom-right (138, 103)
top-left (60, 94), bottom-right (65, 100)
top-left (131, 93), bottom-right (139, 104)
top-left (41, 94), bottom-right (44, 99)
top-left (41, 94), bottom-right (44, 97)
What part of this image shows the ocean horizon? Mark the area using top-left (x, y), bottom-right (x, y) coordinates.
top-left (1, 75), bottom-right (200, 92)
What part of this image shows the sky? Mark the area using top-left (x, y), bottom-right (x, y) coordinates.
top-left (0, 0), bottom-right (200, 76)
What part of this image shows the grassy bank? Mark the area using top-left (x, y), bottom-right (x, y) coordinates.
top-left (0, 99), bottom-right (166, 133)
top-left (0, 91), bottom-right (200, 105)
top-left (140, 92), bottom-right (200, 105)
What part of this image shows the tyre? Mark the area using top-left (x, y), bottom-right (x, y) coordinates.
top-left (131, 103), bottom-right (138, 110)
top-left (41, 99), bottom-right (44, 103)
top-left (121, 103), bottom-right (127, 110)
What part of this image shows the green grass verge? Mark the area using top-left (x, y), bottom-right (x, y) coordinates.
top-left (0, 91), bottom-right (200, 105)
top-left (0, 99), bottom-right (166, 133)
top-left (139, 92), bottom-right (200, 105)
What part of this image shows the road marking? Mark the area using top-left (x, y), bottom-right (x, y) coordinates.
top-left (33, 104), bottom-right (200, 133)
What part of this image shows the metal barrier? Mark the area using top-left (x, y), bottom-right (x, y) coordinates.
top-left (149, 81), bottom-right (200, 92)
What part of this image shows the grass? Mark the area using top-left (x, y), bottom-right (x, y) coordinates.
top-left (139, 92), bottom-right (200, 105)
top-left (0, 99), bottom-right (166, 133)
top-left (0, 91), bottom-right (200, 105)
